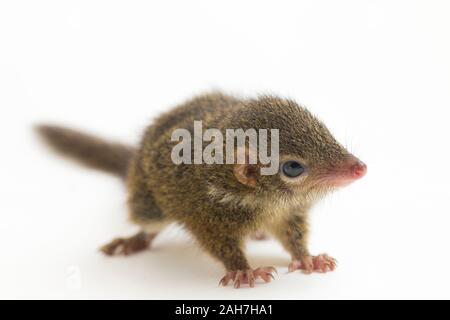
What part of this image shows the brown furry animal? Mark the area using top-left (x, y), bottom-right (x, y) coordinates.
top-left (37, 92), bottom-right (366, 288)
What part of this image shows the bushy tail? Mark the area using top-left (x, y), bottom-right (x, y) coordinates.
top-left (36, 125), bottom-right (136, 178)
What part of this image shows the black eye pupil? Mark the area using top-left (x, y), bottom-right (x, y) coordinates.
top-left (282, 161), bottom-right (305, 178)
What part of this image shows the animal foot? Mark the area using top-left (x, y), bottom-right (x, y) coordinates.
top-left (288, 254), bottom-right (337, 274)
top-left (100, 232), bottom-right (156, 256)
top-left (219, 266), bottom-right (277, 289)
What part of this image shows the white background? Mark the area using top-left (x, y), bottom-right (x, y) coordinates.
top-left (1, 0), bottom-right (450, 300)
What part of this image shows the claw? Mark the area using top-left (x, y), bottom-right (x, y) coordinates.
top-left (234, 271), bottom-right (245, 289)
top-left (220, 266), bottom-right (276, 289)
top-left (246, 270), bottom-right (255, 288)
top-left (219, 271), bottom-right (236, 286)
top-left (288, 260), bottom-right (302, 273)
top-left (289, 254), bottom-right (337, 274)
top-left (265, 266), bottom-right (278, 275)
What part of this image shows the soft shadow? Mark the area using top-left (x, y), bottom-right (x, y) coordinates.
top-left (151, 240), bottom-right (290, 274)
top-left (93, 229), bottom-right (294, 292)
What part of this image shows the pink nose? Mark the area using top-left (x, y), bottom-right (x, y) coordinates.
top-left (350, 160), bottom-right (367, 179)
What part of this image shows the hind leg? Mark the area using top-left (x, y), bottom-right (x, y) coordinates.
top-left (101, 159), bottom-right (170, 256)
top-left (101, 171), bottom-right (168, 256)
top-left (100, 221), bottom-right (168, 256)
top-left (100, 231), bottom-right (155, 256)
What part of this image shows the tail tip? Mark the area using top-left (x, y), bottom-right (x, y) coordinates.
top-left (34, 124), bottom-right (62, 140)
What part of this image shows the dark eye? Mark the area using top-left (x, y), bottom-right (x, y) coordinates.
top-left (282, 161), bottom-right (305, 178)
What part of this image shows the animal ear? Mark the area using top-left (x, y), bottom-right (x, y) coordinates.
top-left (232, 146), bottom-right (259, 187)
top-left (233, 163), bottom-right (259, 187)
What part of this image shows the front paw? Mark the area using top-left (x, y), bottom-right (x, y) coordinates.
top-left (288, 254), bottom-right (337, 274)
top-left (219, 267), bottom-right (277, 289)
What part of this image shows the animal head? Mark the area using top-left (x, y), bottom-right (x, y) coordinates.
top-left (224, 96), bottom-right (366, 206)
